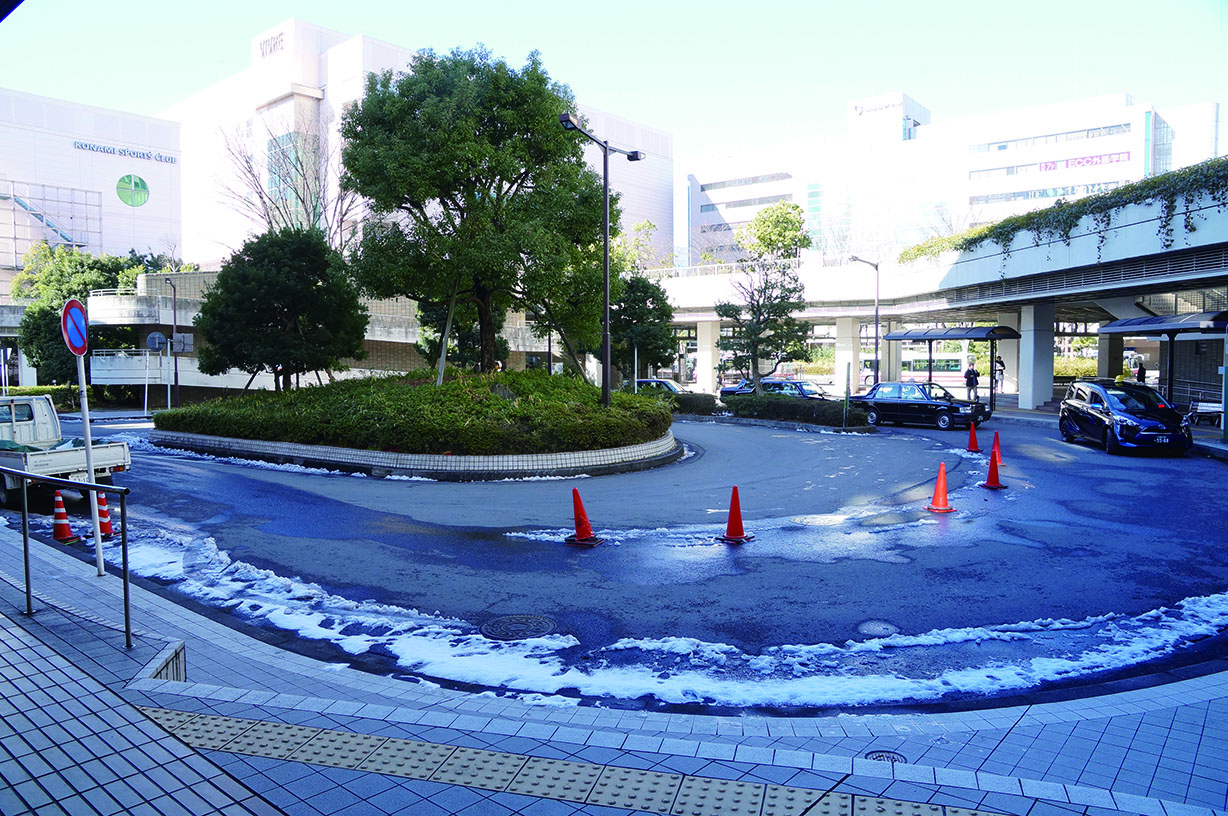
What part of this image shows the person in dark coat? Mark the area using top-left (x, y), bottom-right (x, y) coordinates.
top-left (964, 363), bottom-right (980, 401)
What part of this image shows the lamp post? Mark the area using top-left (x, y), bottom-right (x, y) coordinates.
top-left (164, 277), bottom-right (180, 407)
top-left (849, 255), bottom-right (880, 385)
top-left (559, 111), bottom-right (645, 407)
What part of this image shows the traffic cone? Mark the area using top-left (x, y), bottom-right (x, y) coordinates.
top-left (51, 491), bottom-right (80, 543)
top-left (979, 453), bottom-right (1007, 490)
top-left (96, 493), bottom-right (113, 539)
top-left (926, 463), bottom-right (956, 513)
top-left (564, 488), bottom-right (603, 547)
top-left (966, 422), bottom-right (982, 453)
top-left (991, 431), bottom-right (1002, 467)
top-left (718, 486), bottom-right (755, 543)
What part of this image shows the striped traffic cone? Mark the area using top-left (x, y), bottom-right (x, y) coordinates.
top-left (97, 493), bottom-right (113, 539)
top-left (52, 491), bottom-right (80, 543)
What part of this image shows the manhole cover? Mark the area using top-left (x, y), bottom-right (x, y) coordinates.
top-left (479, 615), bottom-right (557, 641)
top-left (858, 620), bottom-right (900, 637)
top-left (864, 750), bottom-right (907, 763)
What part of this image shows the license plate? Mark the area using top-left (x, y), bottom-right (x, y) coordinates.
top-left (1155, 436), bottom-right (1169, 444)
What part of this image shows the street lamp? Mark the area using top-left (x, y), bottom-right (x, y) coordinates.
top-left (559, 111), bottom-right (645, 407)
top-left (849, 255), bottom-right (880, 385)
top-left (164, 277), bottom-right (180, 408)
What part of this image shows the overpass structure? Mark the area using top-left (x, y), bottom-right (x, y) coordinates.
top-left (658, 193), bottom-right (1228, 413)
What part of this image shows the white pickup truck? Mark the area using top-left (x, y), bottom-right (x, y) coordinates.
top-left (0, 395), bottom-right (131, 507)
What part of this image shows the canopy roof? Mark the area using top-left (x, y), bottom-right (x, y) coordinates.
top-left (1097, 311), bottom-right (1228, 336)
top-left (884, 325), bottom-right (1022, 342)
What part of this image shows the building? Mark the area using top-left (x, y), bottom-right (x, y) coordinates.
top-left (0, 87), bottom-right (181, 289)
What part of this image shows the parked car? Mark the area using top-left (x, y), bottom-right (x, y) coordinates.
top-left (1058, 378), bottom-right (1192, 455)
top-left (623, 379), bottom-right (684, 395)
top-left (720, 378), bottom-right (831, 400)
top-left (849, 381), bottom-right (988, 430)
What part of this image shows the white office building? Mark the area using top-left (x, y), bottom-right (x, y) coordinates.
top-left (162, 18), bottom-right (673, 268)
top-left (0, 87), bottom-right (181, 285)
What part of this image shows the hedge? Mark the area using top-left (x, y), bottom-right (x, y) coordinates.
top-left (721, 394), bottom-right (868, 427)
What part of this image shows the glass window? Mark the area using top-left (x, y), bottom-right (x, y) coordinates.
top-left (875, 383), bottom-right (901, 399)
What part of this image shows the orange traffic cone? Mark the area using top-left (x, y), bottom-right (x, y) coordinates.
top-left (97, 493), bottom-right (113, 539)
top-left (966, 422), bottom-right (982, 453)
top-left (718, 486), bottom-right (755, 543)
top-left (51, 491), bottom-right (80, 543)
top-left (564, 488), bottom-right (603, 547)
top-left (979, 452), bottom-right (1007, 490)
top-left (926, 463), bottom-right (956, 513)
top-left (991, 431), bottom-right (1002, 467)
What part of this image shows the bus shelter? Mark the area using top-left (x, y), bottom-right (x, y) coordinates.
top-left (883, 325), bottom-right (1022, 414)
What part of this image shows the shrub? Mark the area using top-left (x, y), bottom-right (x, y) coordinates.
top-left (674, 392), bottom-right (720, 415)
top-left (722, 395), bottom-right (868, 427)
top-left (1053, 357), bottom-right (1099, 379)
top-left (153, 370), bottom-right (673, 455)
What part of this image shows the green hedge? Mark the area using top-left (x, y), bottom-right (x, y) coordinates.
top-left (6, 385), bottom-right (85, 410)
top-left (722, 394), bottom-right (868, 427)
top-left (152, 370), bottom-right (673, 455)
top-left (673, 392), bottom-right (720, 415)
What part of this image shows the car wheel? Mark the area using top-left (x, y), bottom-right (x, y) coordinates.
top-left (1059, 416), bottom-right (1077, 442)
top-left (865, 407), bottom-right (880, 426)
top-left (935, 411), bottom-right (953, 431)
top-left (1104, 427), bottom-right (1124, 455)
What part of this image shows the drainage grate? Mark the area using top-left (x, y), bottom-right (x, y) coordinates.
top-left (479, 614), bottom-right (557, 641)
top-left (864, 750), bottom-right (907, 763)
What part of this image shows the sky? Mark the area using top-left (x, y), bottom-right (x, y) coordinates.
top-left (3, 0), bottom-right (1228, 248)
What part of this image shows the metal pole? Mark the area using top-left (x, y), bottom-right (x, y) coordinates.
top-left (76, 354), bottom-right (104, 575)
top-left (21, 478), bottom-right (31, 616)
top-left (601, 142), bottom-right (611, 408)
top-left (169, 281), bottom-right (180, 408)
top-left (121, 491), bottom-right (131, 649)
top-left (873, 263), bottom-right (880, 385)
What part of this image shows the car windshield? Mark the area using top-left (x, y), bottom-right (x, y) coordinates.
top-left (1105, 386), bottom-right (1168, 412)
top-left (924, 383), bottom-right (957, 400)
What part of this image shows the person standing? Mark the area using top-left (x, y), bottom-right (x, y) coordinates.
top-left (993, 355), bottom-right (1006, 391)
top-left (964, 362), bottom-right (981, 402)
top-left (1136, 360), bottom-right (1146, 383)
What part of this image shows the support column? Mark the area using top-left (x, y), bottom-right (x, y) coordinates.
top-left (996, 311), bottom-right (1020, 394)
top-left (1097, 335), bottom-right (1125, 379)
top-left (1019, 303), bottom-right (1055, 410)
top-left (882, 321), bottom-right (903, 384)
top-left (834, 317), bottom-right (860, 396)
top-left (695, 320), bottom-right (720, 396)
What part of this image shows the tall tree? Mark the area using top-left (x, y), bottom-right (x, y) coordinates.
top-left (195, 228), bottom-right (369, 391)
top-left (608, 223), bottom-right (676, 381)
top-left (414, 300), bottom-right (509, 371)
top-left (340, 47), bottom-right (610, 373)
top-left (11, 243), bottom-right (145, 384)
top-left (714, 202), bottom-right (813, 394)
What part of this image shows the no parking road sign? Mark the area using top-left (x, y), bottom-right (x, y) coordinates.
top-left (61, 298), bottom-right (89, 356)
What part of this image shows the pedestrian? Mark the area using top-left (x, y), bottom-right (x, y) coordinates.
top-left (1136, 360), bottom-right (1146, 383)
top-left (993, 355), bottom-right (1005, 390)
top-left (964, 362), bottom-right (980, 402)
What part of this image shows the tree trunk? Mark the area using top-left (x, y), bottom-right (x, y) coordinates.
top-left (474, 285), bottom-right (498, 372)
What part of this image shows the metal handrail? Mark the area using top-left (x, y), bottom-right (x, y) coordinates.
top-left (0, 465), bottom-right (134, 648)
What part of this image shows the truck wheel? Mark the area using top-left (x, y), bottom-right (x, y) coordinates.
top-left (0, 483), bottom-right (23, 510)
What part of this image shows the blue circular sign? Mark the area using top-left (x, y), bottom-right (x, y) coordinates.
top-left (61, 298), bottom-right (89, 356)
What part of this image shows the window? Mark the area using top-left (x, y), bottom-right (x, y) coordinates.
top-left (700, 172), bottom-right (792, 192)
top-left (876, 383), bottom-right (901, 399)
top-left (900, 384), bottom-right (924, 400)
top-left (0, 404), bottom-right (33, 422)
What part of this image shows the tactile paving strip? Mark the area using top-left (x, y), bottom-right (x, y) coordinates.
top-left (173, 713), bottom-right (258, 751)
top-left (430, 746), bottom-right (529, 791)
top-left (288, 728), bottom-right (388, 768)
top-left (588, 766), bottom-right (684, 813)
top-left (671, 776), bottom-right (765, 816)
top-left (138, 706), bottom-right (200, 732)
top-left (358, 738), bottom-right (457, 779)
top-left (222, 721), bottom-right (321, 759)
top-left (855, 797), bottom-right (945, 816)
top-left (506, 756), bottom-right (604, 801)
top-left (136, 708), bottom-right (1012, 816)
top-left (763, 787), bottom-right (842, 816)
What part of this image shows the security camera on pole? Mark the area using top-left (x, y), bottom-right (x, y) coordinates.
top-left (60, 298), bottom-right (105, 576)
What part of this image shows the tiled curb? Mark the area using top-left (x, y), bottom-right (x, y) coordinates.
top-left (148, 429), bottom-right (683, 480)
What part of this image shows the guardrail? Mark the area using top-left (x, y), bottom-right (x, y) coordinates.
top-left (0, 466), bottom-right (134, 648)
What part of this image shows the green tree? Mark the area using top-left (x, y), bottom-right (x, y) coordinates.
top-left (341, 47), bottom-right (611, 374)
top-left (12, 243), bottom-right (143, 384)
top-left (714, 202), bottom-right (812, 394)
top-left (414, 300), bottom-right (509, 371)
top-left (609, 276), bottom-right (675, 381)
top-left (194, 228), bottom-right (369, 391)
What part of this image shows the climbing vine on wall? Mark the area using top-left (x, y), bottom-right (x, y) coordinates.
top-left (898, 155), bottom-right (1228, 264)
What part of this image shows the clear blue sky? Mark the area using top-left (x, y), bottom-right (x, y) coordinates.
top-left (3, 0), bottom-right (1227, 157)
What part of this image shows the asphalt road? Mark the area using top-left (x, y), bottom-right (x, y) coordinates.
top-left (62, 417), bottom-right (1228, 654)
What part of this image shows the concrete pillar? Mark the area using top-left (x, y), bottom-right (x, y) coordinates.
top-left (996, 312), bottom-right (1020, 394)
top-left (695, 320), bottom-right (720, 395)
top-left (834, 317), bottom-right (860, 396)
top-left (1019, 303), bottom-right (1056, 410)
top-left (1097, 334), bottom-right (1125, 379)
top-left (883, 321), bottom-right (903, 384)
